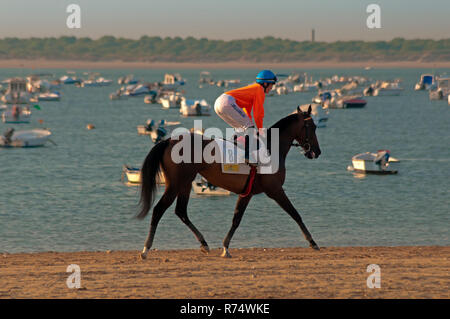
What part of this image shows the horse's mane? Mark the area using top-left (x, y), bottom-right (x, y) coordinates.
top-left (269, 113), bottom-right (299, 131)
top-left (265, 113), bottom-right (300, 153)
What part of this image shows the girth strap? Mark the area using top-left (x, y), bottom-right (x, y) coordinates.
top-left (239, 166), bottom-right (257, 198)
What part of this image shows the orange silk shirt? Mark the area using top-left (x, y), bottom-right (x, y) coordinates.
top-left (225, 83), bottom-right (265, 129)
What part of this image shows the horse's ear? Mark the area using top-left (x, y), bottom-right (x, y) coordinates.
top-left (297, 105), bottom-right (301, 113)
top-left (308, 104), bottom-right (312, 115)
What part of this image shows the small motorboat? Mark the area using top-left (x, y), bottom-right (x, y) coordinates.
top-left (347, 150), bottom-right (399, 174)
top-left (342, 98), bottom-right (367, 108)
top-left (81, 77), bottom-right (112, 87)
top-left (126, 84), bottom-right (151, 96)
top-left (2, 105), bottom-right (31, 123)
top-left (1, 78), bottom-right (32, 104)
top-left (0, 128), bottom-right (52, 147)
top-left (429, 78), bottom-right (450, 101)
top-left (60, 75), bottom-right (81, 85)
top-left (161, 73), bottom-right (186, 90)
top-left (180, 98), bottom-right (210, 116)
top-left (415, 74), bottom-right (435, 91)
top-left (160, 92), bottom-right (183, 109)
top-left (30, 92), bottom-right (60, 102)
top-left (373, 82), bottom-right (403, 96)
top-left (144, 92), bottom-right (158, 104)
top-left (298, 103), bottom-right (329, 128)
top-left (137, 119), bottom-right (181, 142)
top-left (192, 175), bottom-right (231, 196)
top-left (121, 165), bottom-right (165, 185)
top-left (110, 88), bottom-right (128, 100)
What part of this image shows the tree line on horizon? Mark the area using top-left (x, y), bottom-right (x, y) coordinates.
top-left (0, 36), bottom-right (449, 62)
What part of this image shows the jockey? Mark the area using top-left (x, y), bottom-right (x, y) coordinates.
top-left (214, 70), bottom-right (277, 166)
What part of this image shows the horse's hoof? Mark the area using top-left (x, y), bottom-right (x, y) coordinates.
top-left (201, 245), bottom-right (210, 254)
top-left (221, 248), bottom-right (232, 258)
top-left (310, 243), bottom-right (320, 251)
top-left (140, 253), bottom-right (147, 260)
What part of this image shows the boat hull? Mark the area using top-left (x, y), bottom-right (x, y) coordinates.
top-left (0, 129), bottom-right (52, 147)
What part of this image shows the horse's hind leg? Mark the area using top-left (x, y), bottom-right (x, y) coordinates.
top-left (175, 184), bottom-right (210, 254)
top-left (140, 187), bottom-right (177, 259)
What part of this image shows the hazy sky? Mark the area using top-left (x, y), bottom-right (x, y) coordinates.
top-left (0, 0), bottom-right (449, 41)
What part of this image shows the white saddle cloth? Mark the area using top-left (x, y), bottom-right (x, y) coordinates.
top-left (213, 138), bottom-right (277, 175)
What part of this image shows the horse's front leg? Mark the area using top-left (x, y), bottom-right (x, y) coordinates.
top-left (266, 187), bottom-right (319, 250)
top-left (222, 195), bottom-right (252, 258)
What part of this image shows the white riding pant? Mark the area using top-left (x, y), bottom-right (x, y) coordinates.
top-left (214, 94), bottom-right (254, 131)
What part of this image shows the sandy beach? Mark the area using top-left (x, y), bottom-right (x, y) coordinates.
top-left (0, 246), bottom-right (448, 299)
top-left (1, 59), bottom-right (450, 69)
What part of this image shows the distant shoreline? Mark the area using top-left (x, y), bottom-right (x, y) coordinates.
top-left (1, 59), bottom-right (449, 69)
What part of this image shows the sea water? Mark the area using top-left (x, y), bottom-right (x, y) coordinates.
top-left (0, 68), bottom-right (449, 253)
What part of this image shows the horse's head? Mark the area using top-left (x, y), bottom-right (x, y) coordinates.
top-left (295, 105), bottom-right (321, 159)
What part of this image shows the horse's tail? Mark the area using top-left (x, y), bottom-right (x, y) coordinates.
top-left (137, 139), bottom-right (170, 220)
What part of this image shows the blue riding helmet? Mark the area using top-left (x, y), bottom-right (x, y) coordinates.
top-left (256, 70), bottom-right (277, 84)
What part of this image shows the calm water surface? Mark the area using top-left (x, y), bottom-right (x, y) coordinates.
top-left (0, 68), bottom-right (449, 253)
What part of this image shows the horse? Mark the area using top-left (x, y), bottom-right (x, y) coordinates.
top-left (137, 105), bottom-right (321, 259)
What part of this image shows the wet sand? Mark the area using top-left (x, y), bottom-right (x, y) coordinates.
top-left (1, 59), bottom-right (450, 69)
top-left (0, 246), bottom-right (448, 298)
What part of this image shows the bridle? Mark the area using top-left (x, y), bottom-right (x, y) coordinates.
top-left (292, 113), bottom-right (313, 153)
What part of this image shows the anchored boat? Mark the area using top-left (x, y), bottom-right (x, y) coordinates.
top-left (347, 150), bottom-right (399, 174)
top-left (192, 175), bottom-right (231, 196)
top-left (0, 128), bottom-right (52, 147)
top-left (121, 165), bottom-right (166, 185)
top-left (180, 98), bottom-right (210, 116)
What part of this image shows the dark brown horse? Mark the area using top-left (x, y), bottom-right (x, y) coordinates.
top-left (138, 106), bottom-right (321, 259)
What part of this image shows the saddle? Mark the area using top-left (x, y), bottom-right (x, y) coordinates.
top-left (214, 138), bottom-right (277, 175)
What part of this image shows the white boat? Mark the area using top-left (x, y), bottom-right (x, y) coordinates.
top-left (1, 78), bottom-right (32, 104)
top-left (121, 165), bottom-right (165, 185)
top-left (125, 84), bottom-right (151, 96)
top-left (373, 82), bottom-right (403, 96)
top-left (312, 91), bottom-right (333, 104)
top-left (192, 175), bottom-right (231, 196)
top-left (119, 75), bottom-right (138, 85)
top-left (0, 128), bottom-right (52, 147)
top-left (293, 82), bottom-right (315, 92)
top-left (30, 92), bottom-right (60, 102)
top-left (199, 71), bottom-right (214, 85)
top-left (161, 73), bottom-right (186, 90)
top-left (275, 86), bottom-right (289, 95)
top-left (160, 92), bottom-right (183, 109)
top-left (298, 103), bottom-right (329, 128)
top-left (81, 77), bottom-right (112, 87)
top-left (429, 78), bottom-right (450, 100)
top-left (137, 119), bottom-right (181, 142)
top-left (60, 75), bottom-right (80, 85)
top-left (144, 93), bottom-right (158, 104)
top-left (414, 74), bottom-right (435, 91)
top-left (180, 98), bottom-right (210, 116)
top-left (110, 88), bottom-right (128, 100)
top-left (224, 79), bottom-right (241, 88)
top-left (347, 150), bottom-right (399, 174)
top-left (2, 105), bottom-right (31, 123)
